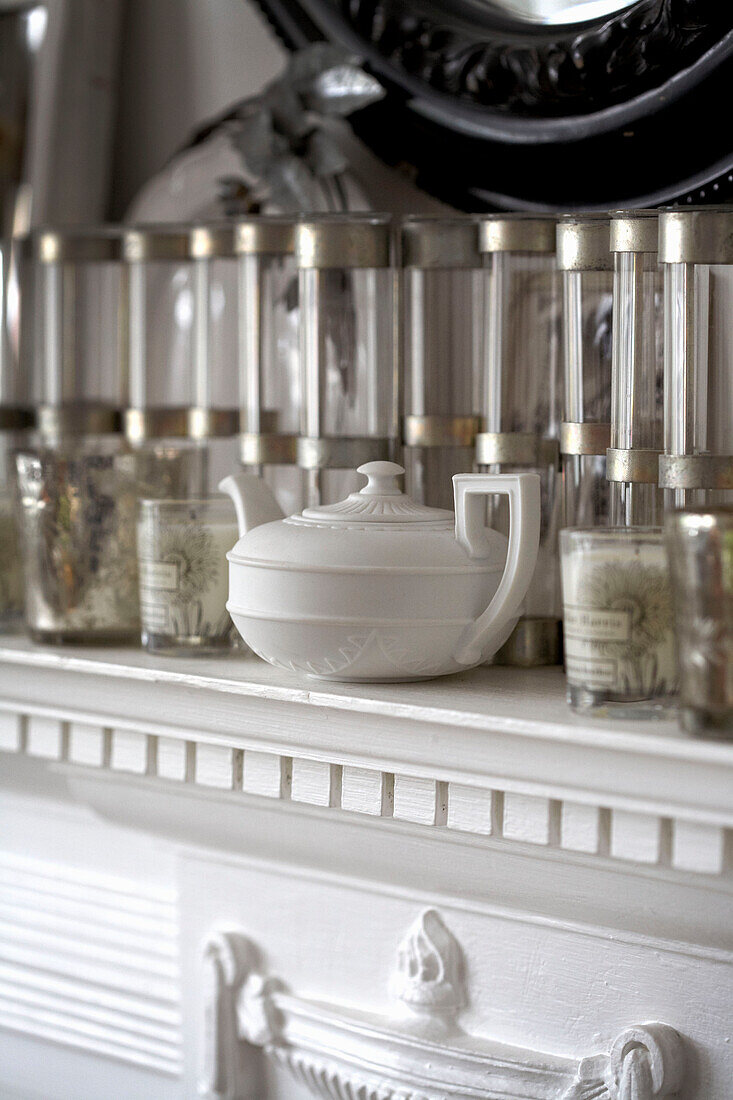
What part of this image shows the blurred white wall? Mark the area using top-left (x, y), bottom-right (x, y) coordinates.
top-left (111, 0), bottom-right (284, 217)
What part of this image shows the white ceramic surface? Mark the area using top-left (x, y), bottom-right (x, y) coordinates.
top-left (219, 461), bottom-right (540, 682)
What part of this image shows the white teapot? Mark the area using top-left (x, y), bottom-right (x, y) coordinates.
top-left (219, 462), bottom-right (540, 683)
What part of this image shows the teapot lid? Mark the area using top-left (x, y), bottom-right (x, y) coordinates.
top-left (298, 462), bottom-right (454, 526)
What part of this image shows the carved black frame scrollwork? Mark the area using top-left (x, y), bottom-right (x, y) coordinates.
top-left (253, 0), bottom-right (733, 210)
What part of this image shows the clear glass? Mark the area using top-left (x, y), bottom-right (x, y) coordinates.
top-left (610, 253), bottom-right (664, 525)
top-left (665, 508), bottom-right (733, 738)
top-left (479, 250), bottom-right (563, 622)
top-left (31, 249), bottom-right (125, 408)
top-left (0, 240), bottom-right (25, 408)
top-left (15, 438), bottom-right (140, 644)
top-left (663, 262), bottom-right (733, 509)
top-left (192, 253), bottom-right (238, 411)
top-left (239, 250), bottom-right (303, 515)
top-left (403, 264), bottom-right (482, 509)
top-left (560, 527), bottom-right (676, 716)
top-left (300, 264), bottom-right (396, 506)
top-left (137, 497), bottom-right (238, 655)
top-left (562, 268), bottom-right (614, 527)
top-left (0, 483), bottom-right (24, 632)
top-left (128, 255), bottom-right (193, 408)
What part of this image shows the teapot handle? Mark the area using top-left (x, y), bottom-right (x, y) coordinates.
top-left (452, 472), bottom-right (541, 667)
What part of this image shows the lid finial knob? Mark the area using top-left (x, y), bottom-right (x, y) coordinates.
top-left (357, 461), bottom-right (405, 496)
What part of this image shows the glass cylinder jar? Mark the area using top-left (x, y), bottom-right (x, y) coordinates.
top-left (477, 214), bottom-right (562, 666)
top-left (0, 238), bottom-right (31, 631)
top-left (558, 215), bottom-right (614, 529)
top-left (296, 214), bottom-right (397, 507)
top-left (23, 226), bottom-right (126, 437)
top-left (15, 439), bottom-right (140, 644)
top-left (137, 496), bottom-right (238, 655)
top-left (401, 216), bottom-right (482, 510)
top-left (608, 211), bottom-right (664, 527)
top-left (659, 208), bottom-right (733, 510)
top-left (236, 217), bottom-right (303, 516)
top-left (665, 507), bottom-right (733, 738)
top-left (560, 527), bottom-right (676, 718)
top-left (123, 224), bottom-right (237, 496)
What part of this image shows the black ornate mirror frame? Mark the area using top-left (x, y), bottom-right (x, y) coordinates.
top-left (254, 0), bottom-right (733, 210)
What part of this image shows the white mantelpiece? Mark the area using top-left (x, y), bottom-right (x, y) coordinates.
top-left (0, 637), bottom-right (731, 1099)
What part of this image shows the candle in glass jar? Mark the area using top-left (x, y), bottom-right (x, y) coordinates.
top-left (560, 528), bottom-right (676, 715)
top-left (137, 498), bottom-right (238, 654)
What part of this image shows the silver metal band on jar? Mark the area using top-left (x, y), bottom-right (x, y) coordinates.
top-left (560, 422), bottom-right (611, 456)
top-left (124, 406), bottom-right (239, 442)
top-left (295, 215), bottom-right (392, 269)
top-left (234, 217), bottom-right (296, 256)
top-left (476, 431), bottom-right (560, 467)
top-left (24, 227), bottom-right (124, 264)
top-left (606, 447), bottom-right (662, 484)
top-left (240, 432), bottom-right (299, 466)
top-left (658, 454), bottom-right (733, 491)
top-left (609, 211), bottom-right (659, 255)
top-left (479, 215), bottom-right (557, 255)
top-left (659, 207), bottom-right (733, 265)
top-left (401, 217), bottom-right (481, 269)
top-left (403, 415), bottom-right (481, 448)
top-left (123, 226), bottom-right (191, 262)
top-left (37, 403), bottom-right (123, 436)
top-left (297, 436), bottom-right (393, 470)
top-left (556, 217), bottom-right (612, 272)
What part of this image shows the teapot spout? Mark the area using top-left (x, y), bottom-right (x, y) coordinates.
top-left (218, 472), bottom-right (285, 536)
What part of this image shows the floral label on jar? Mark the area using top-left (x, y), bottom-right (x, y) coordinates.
top-left (137, 518), bottom-right (237, 642)
top-left (562, 553), bottom-right (676, 699)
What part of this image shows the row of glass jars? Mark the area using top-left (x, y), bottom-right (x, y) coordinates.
top-left (1, 209), bottom-right (731, 659)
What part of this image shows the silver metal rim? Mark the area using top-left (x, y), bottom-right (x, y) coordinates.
top-left (659, 453), bottom-right (733, 490)
top-left (240, 432), bottom-right (299, 466)
top-left (296, 215), bottom-right (392, 269)
top-left (659, 208), bottom-right (733, 265)
top-left (38, 403), bottom-right (123, 435)
top-left (606, 447), bottom-right (661, 484)
top-left (556, 217), bottom-right (612, 271)
top-left (560, 422), bottom-right (611, 456)
top-left (479, 215), bottom-right (558, 255)
top-left (609, 211), bottom-right (659, 254)
top-left (235, 217), bottom-right (296, 256)
top-left (190, 224), bottom-right (236, 259)
top-left (401, 217), bottom-right (481, 268)
top-left (476, 431), bottom-right (560, 468)
top-left (124, 407), bottom-right (192, 441)
top-left (23, 227), bottom-right (124, 264)
top-left (403, 415), bottom-right (481, 448)
top-left (123, 226), bottom-right (192, 262)
top-left (297, 436), bottom-right (394, 469)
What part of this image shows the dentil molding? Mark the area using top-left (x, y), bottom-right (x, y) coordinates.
top-left (199, 910), bottom-right (687, 1100)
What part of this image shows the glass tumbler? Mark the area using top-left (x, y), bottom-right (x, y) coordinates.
top-left (137, 497), bottom-right (238, 655)
top-left (665, 507), bottom-right (733, 738)
top-left (560, 527), bottom-right (677, 716)
top-left (659, 208), bottom-right (733, 511)
top-left (15, 438), bottom-right (140, 644)
top-left (558, 216), bottom-right (614, 529)
top-left (296, 214), bottom-right (397, 507)
top-left (477, 214), bottom-right (562, 665)
top-left (401, 216), bottom-right (482, 510)
top-left (608, 211), bottom-right (664, 527)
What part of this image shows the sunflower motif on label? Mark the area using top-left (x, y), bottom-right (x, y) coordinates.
top-left (155, 522), bottom-right (219, 607)
top-left (584, 559), bottom-right (676, 696)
